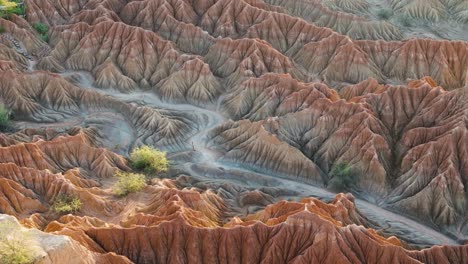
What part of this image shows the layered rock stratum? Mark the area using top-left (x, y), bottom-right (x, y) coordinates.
top-left (0, 0), bottom-right (467, 263)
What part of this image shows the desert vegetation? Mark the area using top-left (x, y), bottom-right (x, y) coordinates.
top-left (328, 163), bottom-right (357, 192)
top-left (0, 0), bottom-right (466, 262)
top-left (0, 105), bottom-right (11, 132)
top-left (0, 1), bottom-right (25, 18)
top-left (32, 22), bottom-right (48, 42)
top-left (0, 0), bottom-right (17, 11)
top-left (129, 145), bottom-right (169, 176)
top-left (0, 221), bottom-right (37, 264)
top-left (51, 194), bottom-right (83, 214)
top-left (113, 171), bottom-right (146, 197)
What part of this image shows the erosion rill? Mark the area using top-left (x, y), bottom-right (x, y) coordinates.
top-left (0, 0), bottom-right (467, 263)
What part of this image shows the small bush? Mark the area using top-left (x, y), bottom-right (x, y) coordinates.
top-left (39, 33), bottom-right (49, 42)
top-left (328, 163), bottom-right (357, 192)
top-left (52, 194), bottom-right (82, 214)
top-left (0, 12), bottom-right (11, 20)
top-left (32, 22), bottom-right (48, 35)
top-left (0, 25), bottom-right (5, 34)
top-left (0, 1), bottom-right (23, 18)
top-left (32, 22), bottom-right (49, 42)
top-left (113, 171), bottom-right (146, 197)
top-left (377, 9), bottom-right (393, 20)
top-left (130, 145), bottom-right (168, 175)
top-left (9, 6), bottom-right (24, 16)
top-left (0, 0), bottom-right (17, 11)
top-left (0, 221), bottom-right (37, 264)
top-left (0, 105), bottom-right (11, 132)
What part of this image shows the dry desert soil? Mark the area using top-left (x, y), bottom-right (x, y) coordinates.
top-left (0, 0), bottom-right (467, 263)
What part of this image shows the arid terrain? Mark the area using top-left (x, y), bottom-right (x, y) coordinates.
top-left (0, 0), bottom-right (467, 263)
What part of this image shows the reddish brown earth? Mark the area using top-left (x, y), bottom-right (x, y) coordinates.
top-left (0, 0), bottom-right (467, 263)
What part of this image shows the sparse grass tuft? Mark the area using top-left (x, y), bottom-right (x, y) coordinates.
top-left (113, 171), bottom-right (146, 197)
top-left (129, 145), bottom-right (169, 176)
top-left (52, 194), bottom-right (82, 214)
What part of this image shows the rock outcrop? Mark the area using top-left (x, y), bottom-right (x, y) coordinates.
top-left (0, 214), bottom-right (131, 263)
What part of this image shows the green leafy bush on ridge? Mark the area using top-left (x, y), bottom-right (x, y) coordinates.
top-left (113, 171), bottom-right (146, 197)
top-left (52, 194), bottom-right (82, 214)
top-left (33, 22), bottom-right (49, 42)
top-left (0, 0), bottom-right (25, 18)
top-left (129, 145), bottom-right (169, 176)
top-left (32, 22), bottom-right (48, 35)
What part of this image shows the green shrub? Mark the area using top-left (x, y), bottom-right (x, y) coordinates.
top-left (328, 163), bottom-right (357, 192)
top-left (0, 221), bottom-right (37, 264)
top-left (0, 25), bottom-right (5, 34)
top-left (377, 9), bottom-right (393, 20)
top-left (0, 1), bottom-right (17, 11)
top-left (9, 6), bottom-right (24, 16)
top-left (32, 22), bottom-right (49, 42)
top-left (113, 171), bottom-right (146, 196)
top-left (39, 33), bottom-right (49, 42)
top-left (0, 105), bottom-right (11, 132)
top-left (32, 22), bottom-right (48, 35)
top-left (0, 0), bottom-right (24, 18)
top-left (52, 194), bottom-right (82, 214)
top-left (129, 145), bottom-right (168, 175)
top-left (0, 12), bottom-right (11, 20)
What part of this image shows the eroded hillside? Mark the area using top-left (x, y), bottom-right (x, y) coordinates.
top-left (0, 0), bottom-right (467, 263)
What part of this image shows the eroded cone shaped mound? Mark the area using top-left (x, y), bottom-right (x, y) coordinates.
top-left (43, 193), bottom-right (467, 264)
top-left (264, 0), bottom-right (403, 40)
top-left (0, 70), bottom-right (200, 150)
top-left (0, 0), bottom-right (466, 263)
top-left (213, 79), bottom-right (468, 232)
top-left (23, 0), bottom-right (468, 90)
top-left (0, 131), bottom-right (128, 220)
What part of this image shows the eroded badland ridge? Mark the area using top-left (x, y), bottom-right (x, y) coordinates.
top-left (0, 0), bottom-right (467, 263)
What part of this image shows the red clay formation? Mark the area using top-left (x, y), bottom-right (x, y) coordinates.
top-left (0, 0), bottom-right (467, 263)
